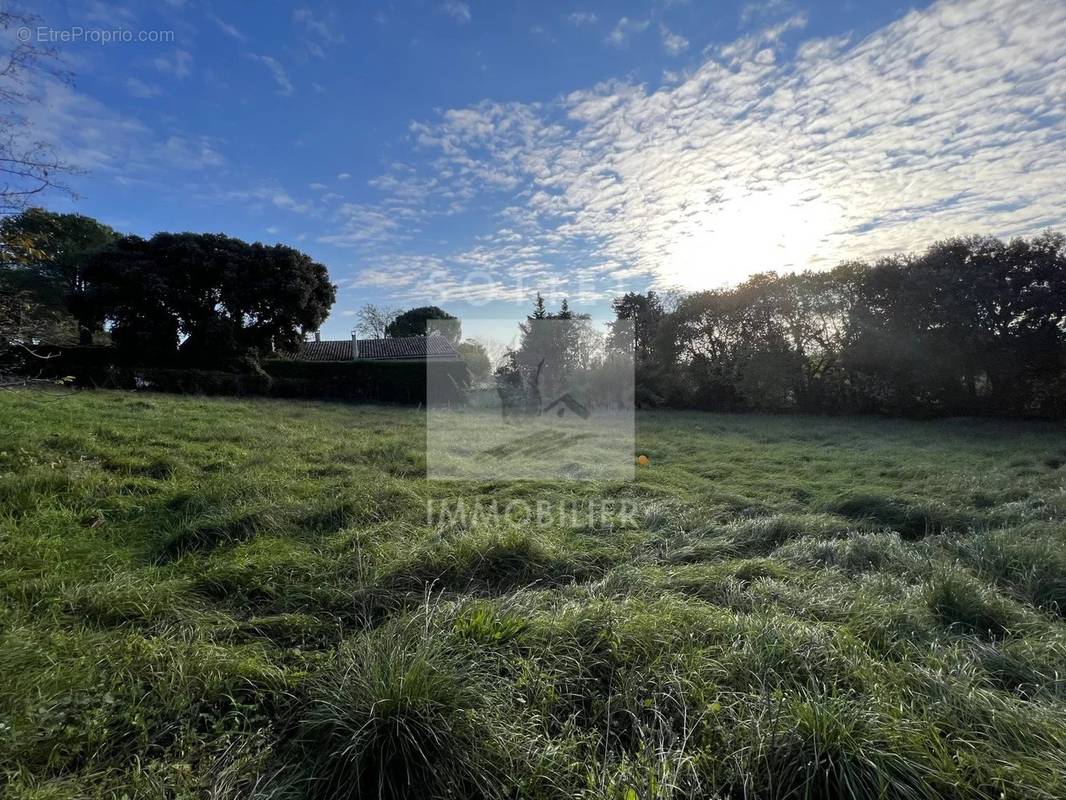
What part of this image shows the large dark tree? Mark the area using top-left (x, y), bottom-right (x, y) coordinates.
top-left (0, 208), bottom-right (118, 364)
top-left (385, 305), bottom-right (460, 342)
top-left (76, 232), bottom-right (335, 364)
top-left (1, 208), bottom-right (118, 343)
top-left (844, 233), bottom-right (1066, 414)
top-left (608, 291), bottom-right (664, 357)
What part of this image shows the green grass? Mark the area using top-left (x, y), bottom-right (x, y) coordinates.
top-left (1, 389), bottom-right (1066, 798)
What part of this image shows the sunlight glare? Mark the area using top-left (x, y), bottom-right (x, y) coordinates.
top-left (660, 183), bottom-right (841, 290)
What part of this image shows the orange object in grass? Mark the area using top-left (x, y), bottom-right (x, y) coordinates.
top-left (636, 454), bottom-right (650, 466)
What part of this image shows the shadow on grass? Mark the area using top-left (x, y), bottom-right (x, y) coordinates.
top-left (828, 493), bottom-right (976, 540)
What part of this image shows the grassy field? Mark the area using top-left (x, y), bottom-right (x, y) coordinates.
top-left (2, 390), bottom-right (1066, 799)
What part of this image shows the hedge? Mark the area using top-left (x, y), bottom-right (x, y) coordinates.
top-left (20, 346), bottom-right (468, 404)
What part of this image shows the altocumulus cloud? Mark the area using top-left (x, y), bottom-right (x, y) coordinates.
top-left (359, 0), bottom-right (1066, 299)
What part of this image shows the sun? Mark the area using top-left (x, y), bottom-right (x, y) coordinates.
top-left (660, 182), bottom-right (842, 290)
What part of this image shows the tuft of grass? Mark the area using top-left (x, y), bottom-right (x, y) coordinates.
top-left (157, 512), bottom-right (266, 561)
top-left (775, 532), bottom-right (920, 575)
top-left (828, 493), bottom-right (973, 539)
top-left (732, 693), bottom-right (944, 800)
top-left (379, 527), bottom-right (606, 592)
top-left (61, 576), bottom-right (201, 629)
top-left (301, 622), bottom-right (515, 800)
top-left (725, 513), bottom-right (853, 554)
top-left (954, 529), bottom-right (1066, 616)
top-left (925, 568), bottom-right (1021, 639)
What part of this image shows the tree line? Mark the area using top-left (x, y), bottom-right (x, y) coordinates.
top-left (0, 208), bottom-right (335, 370)
top-left (4, 205), bottom-right (1064, 417)
top-left (0, 209), bottom-right (492, 382)
top-left (610, 232), bottom-right (1066, 417)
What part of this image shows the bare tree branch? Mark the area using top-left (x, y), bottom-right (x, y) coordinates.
top-left (355, 303), bottom-right (400, 338)
top-left (0, 7), bottom-right (78, 214)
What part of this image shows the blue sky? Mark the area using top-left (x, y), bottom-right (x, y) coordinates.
top-left (18, 0), bottom-right (1066, 341)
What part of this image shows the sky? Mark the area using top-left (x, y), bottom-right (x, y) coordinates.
top-left (13, 0), bottom-right (1066, 340)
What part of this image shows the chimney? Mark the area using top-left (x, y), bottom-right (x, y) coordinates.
top-left (351, 329), bottom-right (359, 360)
top-left (314, 330), bottom-right (321, 342)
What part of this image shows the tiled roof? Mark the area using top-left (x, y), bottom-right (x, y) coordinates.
top-left (297, 336), bottom-right (458, 362)
top-left (299, 339), bottom-right (353, 361)
top-left (357, 336), bottom-right (458, 360)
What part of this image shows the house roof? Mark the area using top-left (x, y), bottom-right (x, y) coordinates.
top-left (298, 339), bottom-right (354, 361)
top-left (296, 336), bottom-right (459, 362)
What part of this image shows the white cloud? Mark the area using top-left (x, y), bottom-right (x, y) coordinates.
top-left (153, 48), bottom-right (192, 79)
top-left (357, 0), bottom-right (1066, 299)
top-left (220, 186), bottom-right (316, 215)
top-left (762, 13), bottom-right (807, 42)
top-left (84, 1), bottom-right (135, 26)
top-left (270, 190), bottom-right (310, 213)
top-left (740, 0), bottom-right (793, 26)
top-left (209, 14), bottom-right (246, 41)
top-left (337, 172), bottom-right (351, 180)
top-left (566, 12), bottom-right (598, 26)
top-left (17, 80), bottom-right (227, 183)
top-left (319, 202), bottom-right (404, 247)
top-left (440, 1), bottom-right (471, 24)
top-left (293, 7), bottom-right (344, 56)
top-left (248, 54), bottom-right (293, 95)
top-left (125, 77), bottom-right (162, 98)
top-left (660, 24), bottom-right (689, 55)
top-left (605, 17), bottom-right (650, 47)
top-left (293, 8), bottom-right (343, 41)
top-left (161, 136), bottom-right (225, 168)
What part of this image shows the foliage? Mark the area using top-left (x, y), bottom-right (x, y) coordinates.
top-left (501, 294), bottom-right (600, 403)
top-left (386, 306), bottom-right (461, 343)
top-left (624, 232), bottom-right (1066, 417)
top-left (0, 287), bottom-right (78, 370)
top-left (26, 347), bottom-right (469, 404)
top-left (456, 339), bottom-right (492, 383)
top-left (0, 208), bottom-right (119, 350)
top-left (0, 208), bottom-right (119, 301)
top-left (75, 232), bottom-right (335, 365)
top-left (2, 390), bottom-right (1066, 797)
